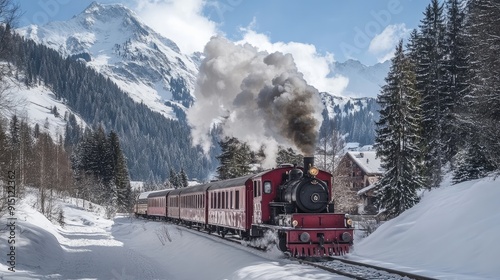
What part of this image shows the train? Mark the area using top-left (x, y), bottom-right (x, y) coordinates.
top-left (134, 156), bottom-right (354, 257)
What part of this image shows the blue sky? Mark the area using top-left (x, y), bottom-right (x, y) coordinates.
top-left (15, 0), bottom-right (430, 65)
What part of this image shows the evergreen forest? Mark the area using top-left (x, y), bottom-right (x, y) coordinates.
top-left (374, 0), bottom-right (500, 218)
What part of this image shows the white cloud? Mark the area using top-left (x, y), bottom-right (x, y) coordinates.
top-left (131, 0), bottom-right (218, 54)
top-left (236, 27), bottom-right (348, 96)
top-left (368, 23), bottom-right (409, 63)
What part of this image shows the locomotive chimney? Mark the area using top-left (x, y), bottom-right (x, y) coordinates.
top-left (303, 156), bottom-right (314, 171)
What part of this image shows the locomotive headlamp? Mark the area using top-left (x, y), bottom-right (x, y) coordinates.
top-left (308, 166), bottom-right (319, 177)
top-left (345, 214), bottom-right (353, 228)
top-left (346, 218), bottom-right (353, 227)
top-left (292, 220), bottom-right (299, 227)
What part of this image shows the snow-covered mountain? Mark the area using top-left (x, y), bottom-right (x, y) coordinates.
top-left (333, 59), bottom-right (389, 98)
top-left (18, 2), bottom-right (199, 120)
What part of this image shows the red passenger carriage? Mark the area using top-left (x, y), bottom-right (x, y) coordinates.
top-left (147, 189), bottom-right (171, 219)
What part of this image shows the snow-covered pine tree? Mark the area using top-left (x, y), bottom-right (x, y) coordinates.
top-left (216, 137), bottom-right (252, 180)
top-left (168, 168), bottom-right (181, 189)
top-left (109, 131), bottom-right (131, 212)
top-left (415, 0), bottom-right (448, 188)
top-left (443, 0), bottom-right (468, 165)
top-left (375, 41), bottom-right (424, 219)
top-left (179, 168), bottom-right (188, 188)
top-left (464, 0), bottom-right (500, 170)
top-left (452, 142), bottom-right (495, 183)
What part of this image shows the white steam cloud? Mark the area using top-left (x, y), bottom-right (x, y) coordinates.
top-left (187, 37), bottom-right (324, 167)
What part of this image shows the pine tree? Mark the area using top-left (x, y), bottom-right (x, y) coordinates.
top-left (415, 0), bottom-right (448, 188)
top-left (109, 131), bottom-right (131, 212)
top-left (464, 0), bottom-right (500, 170)
top-left (216, 137), bottom-right (252, 180)
top-left (452, 142), bottom-right (495, 183)
top-left (374, 41), bottom-right (424, 218)
top-left (169, 168), bottom-right (180, 189)
top-left (443, 0), bottom-right (468, 165)
top-left (179, 168), bottom-right (188, 188)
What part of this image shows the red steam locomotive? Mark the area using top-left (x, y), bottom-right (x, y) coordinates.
top-left (134, 157), bottom-right (354, 257)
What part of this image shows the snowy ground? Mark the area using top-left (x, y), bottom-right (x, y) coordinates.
top-left (0, 192), bottom-right (347, 279)
top-left (0, 176), bottom-right (498, 279)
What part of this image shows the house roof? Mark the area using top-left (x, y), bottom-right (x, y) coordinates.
top-left (357, 183), bottom-right (377, 195)
top-left (347, 151), bottom-right (383, 175)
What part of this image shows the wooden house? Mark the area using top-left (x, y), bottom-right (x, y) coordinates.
top-left (332, 151), bottom-right (383, 215)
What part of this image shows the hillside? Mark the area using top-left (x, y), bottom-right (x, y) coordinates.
top-left (2, 32), bottom-right (216, 182)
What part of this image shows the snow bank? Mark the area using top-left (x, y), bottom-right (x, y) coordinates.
top-left (353, 177), bottom-right (500, 279)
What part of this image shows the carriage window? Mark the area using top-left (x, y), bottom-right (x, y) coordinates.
top-left (218, 192), bottom-right (221, 209)
top-left (222, 192), bottom-right (225, 209)
top-left (264, 181), bottom-right (272, 194)
top-left (253, 181), bottom-right (257, 197)
top-left (235, 190), bottom-right (240, 209)
top-left (258, 181), bottom-right (261, 196)
top-left (226, 191), bottom-right (229, 209)
top-left (230, 191), bottom-right (233, 209)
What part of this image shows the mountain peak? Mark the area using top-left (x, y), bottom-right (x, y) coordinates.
top-left (80, 1), bottom-right (136, 23)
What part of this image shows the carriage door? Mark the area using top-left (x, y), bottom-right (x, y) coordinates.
top-left (252, 180), bottom-right (262, 224)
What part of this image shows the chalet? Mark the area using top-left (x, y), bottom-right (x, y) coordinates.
top-left (332, 151), bottom-right (383, 215)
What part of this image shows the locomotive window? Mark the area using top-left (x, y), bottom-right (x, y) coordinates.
top-left (235, 190), bottom-right (240, 209)
top-left (264, 181), bottom-right (272, 194)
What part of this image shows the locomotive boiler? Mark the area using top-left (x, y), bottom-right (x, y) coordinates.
top-left (278, 157), bottom-right (331, 213)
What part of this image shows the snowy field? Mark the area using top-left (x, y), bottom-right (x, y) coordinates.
top-left (0, 176), bottom-right (498, 279)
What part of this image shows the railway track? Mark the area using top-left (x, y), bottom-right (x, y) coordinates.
top-left (170, 223), bottom-right (436, 280)
top-left (297, 256), bottom-right (437, 280)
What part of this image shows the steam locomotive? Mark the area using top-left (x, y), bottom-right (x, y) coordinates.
top-left (134, 157), bottom-right (353, 257)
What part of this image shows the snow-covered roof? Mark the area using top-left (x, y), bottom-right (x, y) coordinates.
top-left (357, 183), bottom-right (377, 195)
top-left (137, 191), bottom-right (156, 200)
top-left (347, 151), bottom-right (383, 175)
